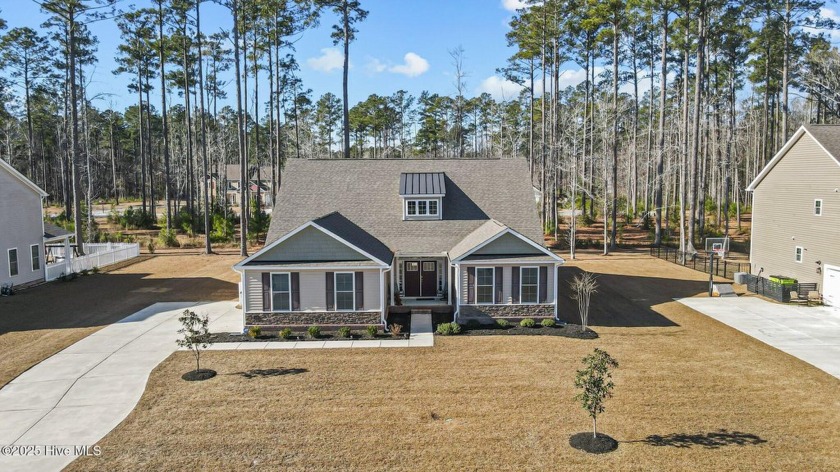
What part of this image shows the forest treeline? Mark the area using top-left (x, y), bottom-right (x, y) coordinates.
top-left (0, 0), bottom-right (838, 258)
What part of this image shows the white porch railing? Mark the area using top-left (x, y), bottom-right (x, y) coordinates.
top-left (45, 243), bottom-right (140, 281)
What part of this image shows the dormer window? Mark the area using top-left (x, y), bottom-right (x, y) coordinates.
top-left (400, 172), bottom-right (445, 220)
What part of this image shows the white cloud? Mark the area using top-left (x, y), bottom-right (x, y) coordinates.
top-left (307, 48), bottom-right (345, 73)
top-left (819, 7), bottom-right (840, 43)
top-left (502, 0), bottom-right (531, 12)
top-left (476, 75), bottom-right (526, 100)
top-left (388, 52), bottom-right (430, 77)
top-left (365, 57), bottom-right (387, 74)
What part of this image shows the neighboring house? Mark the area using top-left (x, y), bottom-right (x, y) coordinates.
top-left (747, 124), bottom-right (840, 307)
top-left (233, 158), bottom-right (564, 330)
top-left (0, 159), bottom-right (71, 288)
top-left (217, 164), bottom-right (274, 207)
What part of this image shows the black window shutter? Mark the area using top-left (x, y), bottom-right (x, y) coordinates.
top-left (291, 272), bottom-right (300, 311)
top-left (539, 266), bottom-right (548, 303)
top-left (495, 267), bottom-right (503, 303)
top-left (511, 266), bottom-right (520, 303)
top-left (261, 273), bottom-right (271, 312)
top-left (355, 272), bottom-right (364, 310)
top-left (326, 272), bottom-right (334, 311)
top-left (467, 267), bottom-right (475, 304)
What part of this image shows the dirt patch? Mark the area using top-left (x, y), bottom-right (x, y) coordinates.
top-left (569, 432), bottom-right (619, 454)
top-left (181, 369), bottom-right (217, 382)
top-left (0, 251), bottom-right (240, 388)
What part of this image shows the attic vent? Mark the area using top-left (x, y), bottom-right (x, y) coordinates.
top-left (399, 173), bottom-right (446, 196)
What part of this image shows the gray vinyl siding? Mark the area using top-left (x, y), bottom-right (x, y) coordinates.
top-left (751, 132), bottom-right (840, 288)
top-left (460, 264), bottom-right (555, 304)
top-left (245, 269), bottom-right (381, 312)
top-left (253, 225), bottom-right (370, 262)
top-left (472, 232), bottom-right (545, 256)
top-left (0, 167), bottom-right (44, 286)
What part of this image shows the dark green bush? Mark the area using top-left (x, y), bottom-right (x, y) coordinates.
top-left (158, 229), bottom-right (179, 248)
top-left (337, 327), bottom-right (351, 338)
top-left (366, 325), bottom-right (378, 337)
top-left (436, 322), bottom-right (462, 335)
top-left (307, 326), bottom-right (321, 339)
top-left (541, 319), bottom-right (556, 328)
top-left (520, 318), bottom-right (536, 328)
top-left (496, 319), bottom-right (510, 328)
top-left (279, 327), bottom-right (293, 339)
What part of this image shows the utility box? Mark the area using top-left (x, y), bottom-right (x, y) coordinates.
top-left (734, 272), bottom-right (749, 284)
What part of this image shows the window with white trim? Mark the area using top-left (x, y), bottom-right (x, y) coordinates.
top-left (476, 267), bottom-right (494, 304)
top-left (404, 198), bottom-right (440, 218)
top-left (795, 246), bottom-right (803, 263)
top-left (8, 249), bottom-right (18, 277)
top-left (271, 273), bottom-right (291, 312)
top-left (815, 199), bottom-right (823, 216)
top-left (335, 272), bottom-right (355, 311)
top-left (30, 244), bottom-right (40, 271)
top-left (520, 267), bottom-right (539, 304)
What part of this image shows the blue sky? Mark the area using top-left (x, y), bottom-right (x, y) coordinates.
top-left (2, 0), bottom-right (839, 112)
top-left (2, 0), bottom-right (533, 111)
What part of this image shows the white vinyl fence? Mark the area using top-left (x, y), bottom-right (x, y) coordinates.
top-left (45, 243), bottom-right (140, 281)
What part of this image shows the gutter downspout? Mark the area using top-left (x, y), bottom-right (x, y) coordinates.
top-left (554, 262), bottom-right (560, 321)
top-left (454, 263), bottom-right (461, 323)
top-left (381, 267), bottom-right (390, 327)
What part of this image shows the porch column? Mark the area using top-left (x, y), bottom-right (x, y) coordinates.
top-left (63, 237), bottom-right (71, 274)
top-left (390, 261), bottom-right (395, 305)
top-left (454, 263), bottom-right (460, 322)
top-left (447, 259), bottom-right (452, 305)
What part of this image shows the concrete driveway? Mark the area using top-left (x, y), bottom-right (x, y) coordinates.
top-left (0, 300), bottom-right (240, 472)
top-left (678, 296), bottom-right (840, 379)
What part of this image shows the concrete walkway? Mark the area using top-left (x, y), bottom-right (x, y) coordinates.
top-left (0, 302), bottom-right (434, 471)
top-left (0, 301), bottom-right (239, 472)
top-left (678, 297), bottom-right (840, 379)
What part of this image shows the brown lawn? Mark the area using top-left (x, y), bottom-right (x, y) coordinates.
top-left (67, 252), bottom-right (840, 471)
top-left (0, 252), bottom-right (240, 388)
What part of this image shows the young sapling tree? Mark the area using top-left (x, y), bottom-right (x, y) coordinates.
top-left (574, 348), bottom-right (618, 438)
top-left (176, 309), bottom-right (213, 375)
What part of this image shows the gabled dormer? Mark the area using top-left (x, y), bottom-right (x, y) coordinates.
top-left (399, 172), bottom-right (445, 220)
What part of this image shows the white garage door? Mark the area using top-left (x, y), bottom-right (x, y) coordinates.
top-left (824, 265), bottom-right (840, 308)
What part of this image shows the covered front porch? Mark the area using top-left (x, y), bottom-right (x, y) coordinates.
top-left (390, 253), bottom-right (453, 305)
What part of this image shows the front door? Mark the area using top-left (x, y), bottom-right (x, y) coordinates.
top-left (404, 261), bottom-right (421, 297)
top-left (403, 260), bottom-right (438, 298)
top-left (421, 261), bottom-right (437, 297)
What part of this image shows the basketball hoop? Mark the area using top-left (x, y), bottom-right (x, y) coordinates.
top-left (704, 237), bottom-right (730, 296)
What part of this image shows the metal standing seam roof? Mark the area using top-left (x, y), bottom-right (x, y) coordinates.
top-left (400, 172), bottom-right (446, 196)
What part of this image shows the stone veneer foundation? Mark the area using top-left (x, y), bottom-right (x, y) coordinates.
top-left (246, 311), bottom-right (382, 328)
top-left (459, 304), bottom-right (554, 321)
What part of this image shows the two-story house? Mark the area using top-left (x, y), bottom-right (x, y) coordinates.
top-left (747, 124), bottom-right (840, 307)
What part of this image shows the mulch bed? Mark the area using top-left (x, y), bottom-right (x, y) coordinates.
top-left (569, 432), bottom-right (618, 453)
top-left (209, 332), bottom-right (409, 343)
top-left (458, 323), bottom-right (598, 339)
top-left (181, 369), bottom-right (217, 381)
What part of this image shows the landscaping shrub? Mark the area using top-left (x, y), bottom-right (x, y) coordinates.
top-left (337, 327), bottom-right (351, 338)
top-left (147, 239), bottom-right (156, 254)
top-left (541, 319), bottom-right (557, 328)
top-left (307, 325), bottom-right (321, 339)
top-left (436, 322), bottom-right (462, 335)
top-left (496, 319), bottom-right (510, 328)
top-left (211, 213), bottom-right (235, 243)
top-left (520, 318), bottom-right (536, 328)
top-left (366, 325), bottom-right (378, 337)
top-left (248, 326), bottom-right (261, 338)
top-left (279, 327), bottom-right (292, 339)
top-left (436, 323), bottom-right (453, 335)
top-left (389, 323), bottom-right (403, 337)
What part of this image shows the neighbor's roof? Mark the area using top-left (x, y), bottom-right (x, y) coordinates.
top-left (399, 172), bottom-right (446, 196)
top-left (43, 222), bottom-right (73, 241)
top-left (225, 164), bottom-right (273, 181)
top-left (266, 158), bottom-right (543, 256)
top-left (747, 124), bottom-right (840, 191)
top-left (0, 158), bottom-right (48, 198)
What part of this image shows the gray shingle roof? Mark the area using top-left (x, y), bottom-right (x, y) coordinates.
top-left (43, 222), bottom-right (72, 240)
top-left (312, 212), bottom-right (394, 264)
top-left (448, 220), bottom-right (507, 260)
top-left (400, 172), bottom-right (446, 195)
top-left (266, 158), bottom-right (543, 256)
top-left (804, 124), bottom-right (840, 165)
